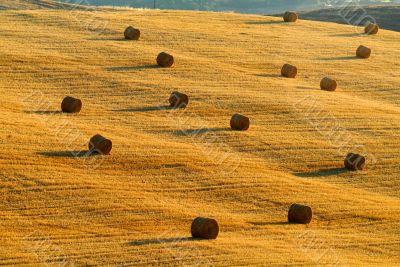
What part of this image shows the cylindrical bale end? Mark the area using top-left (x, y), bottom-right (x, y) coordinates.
top-left (281, 64), bottom-right (298, 78)
top-left (191, 217), bottom-right (219, 239)
top-left (344, 153), bottom-right (366, 171)
top-left (89, 134), bottom-right (112, 155)
top-left (169, 91), bottom-right (189, 108)
top-left (364, 23), bottom-right (379, 35)
top-left (230, 114), bottom-right (250, 131)
top-left (320, 77), bottom-right (337, 91)
top-left (283, 11), bottom-right (298, 22)
top-left (61, 96), bottom-right (82, 113)
top-left (356, 45), bottom-right (371, 59)
top-left (157, 52), bottom-right (174, 67)
top-left (124, 26), bottom-right (140, 40)
top-left (288, 204), bottom-right (312, 224)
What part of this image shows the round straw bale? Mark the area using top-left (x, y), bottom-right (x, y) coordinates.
top-left (230, 114), bottom-right (250, 131)
top-left (344, 153), bottom-right (365, 171)
top-left (61, 96), bottom-right (82, 113)
top-left (169, 91), bottom-right (188, 108)
top-left (283, 11), bottom-right (298, 22)
top-left (191, 217), bottom-right (219, 239)
top-left (89, 134), bottom-right (112, 155)
top-left (356, 45), bottom-right (371, 59)
top-left (364, 23), bottom-right (379, 35)
top-left (281, 64), bottom-right (298, 78)
top-left (157, 52), bottom-right (174, 67)
top-left (124, 26), bottom-right (140, 40)
top-left (288, 204), bottom-right (312, 224)
top-left (320, 77), bottom-right (337, 91)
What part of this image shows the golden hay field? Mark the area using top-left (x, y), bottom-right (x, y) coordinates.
top-left (0, 2), bottom-right (399, 266)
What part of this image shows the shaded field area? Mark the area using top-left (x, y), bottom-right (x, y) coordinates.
top-left (300, 5), bottom-right (400, 32)
top-left (0, 1), bottom-right (399, 265)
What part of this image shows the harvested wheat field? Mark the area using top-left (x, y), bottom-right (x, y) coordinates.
top-left (0, 1), bottom-right (400, 266)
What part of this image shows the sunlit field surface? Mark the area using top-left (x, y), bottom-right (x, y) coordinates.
top-left (0, 2), bottom-right (399, 265)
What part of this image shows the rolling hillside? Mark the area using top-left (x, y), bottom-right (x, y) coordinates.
top-left (0, 0), bottom-right (85, 10)
top-left (301, 5), bottom-right (400, 32)
top-left (0, 1), bottom-right (399, 265)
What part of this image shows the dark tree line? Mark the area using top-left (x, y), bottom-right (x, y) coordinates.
top-left (61, 0), bottom-right (397, 14)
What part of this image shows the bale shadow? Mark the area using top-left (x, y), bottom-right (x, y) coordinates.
top-left (317, 56), bottom-right (360, 61)
top-left (106, 65), bottom-right (159, 71)
top-left (113, 105), bottom-right (174, 112)
top-left (293, 167), bottom-right (349, 178)
top-left (175, 127), bottom-right (232, 136)
top-left (256, 74), bottom-right (282, 78)
top-left (245, 21), bottom-right (286, 25)
top-left (331, 33), bottom-right (362, 37)
top-left (128, 237), bottom-right (201, 246)
top-left (86, 38), bottom-right (129, 42)
top-left (248, 221), bottom-right (289, 226)
top-left (296, 86), bottom-right (315, 90)
top-left (25, 110), bottom-right (63, 115)
top-left (37, 150), bottom-right (98, 158)
top-left (161, 163), bottom-right (186, 168)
